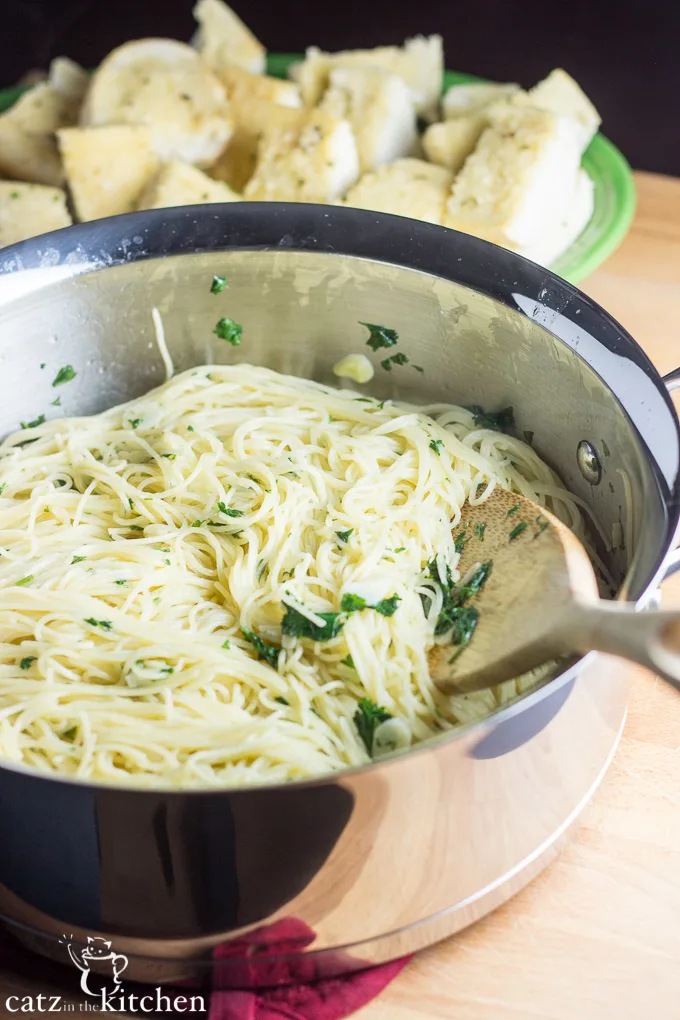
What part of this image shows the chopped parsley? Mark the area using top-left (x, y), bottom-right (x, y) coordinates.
top-left (71, 555), bottom-right (86, 564)
top-left (534, 514), bottom-right (549, 538)
top-left (507, 502), bottom-right (520, 516)
top-left (474, 522), bottom-right (486, 541)
top-left (282, 605), bottom-right (344, 641)
top-left (187, 424), bottom-right (195, 432)
top-left (84, 617), bottom-right (113, 631)
top-left (52, 365), bottom-right (76, 387)
top-left (429, 438), bottom-right (444, 456)
top-left (114, 579), bottom-right (128, 586)
top-left (216, 502), bottom-right (244, 517)
top-left (20, 415), bottom-right (45, 430)
top-left (61, 726), bottom-right (78, 743)
top-left (454, 530), bottom-right (468, 554)
top-left (19, 656), bottom-right (36, 670)
top-left (448, 606), bottom-right (480, 656)
top-left (393, 547), bottom-right (406, 553)
top-left (51, 396), bottom-right (61, 407)
top-left (373, 595), bottom-right (400, 617)
top-left (274, 695), bottom-right (289, 706)
top-left (0, 484), bottom-right (5, 495)
top-left (426, 558), bottom-right (492, 639)
top-left (210, 274), bottom-right (228, 294)
top-left (241, 627), bottom-right (280, 669)
top-left (213, 317), bottom-right (242, 346)
top-left (336, 529), bottom-right (353, 543)
top-left (354, 698), bottom-right (392, 755)
top-left (380, 353), bottom-right (410, 371)
top-left (360, 321), bottom-right (399, 351)
top-left (15, 575), bottom-right (33, 586)
top-left (467, 405), bottom-right (515, 433)
top-left (128, 524), bottom-right (144, 532)
top-left (222, 639), bottom-right (230, 649)
top-left (413, 365), bottom-right (424, 373)
top-left (341, 654), bottom-right (355, 669)
top-left (341, 592), bottom-right (400, 617)
top-left (509, 521), bottom-right (529, 541)
top-left (128, 418), bottom-right (143, 430)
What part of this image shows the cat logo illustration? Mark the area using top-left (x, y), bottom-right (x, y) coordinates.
top-left (61, 935), bottom-right (128, 996)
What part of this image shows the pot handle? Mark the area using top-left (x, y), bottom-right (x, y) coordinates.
top-left (663, 366), bottom-right (680, 391)
top-left (660, 366), bottom-right (680, 579)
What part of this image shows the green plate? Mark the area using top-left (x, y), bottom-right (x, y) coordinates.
top-left (0, 54), bottom-right (636, 284)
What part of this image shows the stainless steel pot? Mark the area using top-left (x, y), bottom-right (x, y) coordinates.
top-left (0, 203), bottom-right (678, 989)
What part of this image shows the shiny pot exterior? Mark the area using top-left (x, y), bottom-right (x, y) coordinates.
top-left (0, 205), bottom-right (677, 987)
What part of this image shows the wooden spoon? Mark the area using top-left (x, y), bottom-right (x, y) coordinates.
top-left (428, 487), bottom-right (680, 694)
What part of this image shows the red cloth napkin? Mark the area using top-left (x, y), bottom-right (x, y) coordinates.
top-left (209, 918), bottom-right (412, 1020)
top-left (208, 959), bottom-right (410, 1020)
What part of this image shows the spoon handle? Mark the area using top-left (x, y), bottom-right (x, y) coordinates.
top-left (567, 600), bottom-right (680, 692)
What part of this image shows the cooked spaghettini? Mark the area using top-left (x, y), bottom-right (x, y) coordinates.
top-left (0, 364), bottom-right (582, 787)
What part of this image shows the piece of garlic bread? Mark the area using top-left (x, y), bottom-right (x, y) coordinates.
top-left (292, 36), bottom-right (443, 120)
top-left (0, 121), bottom-right (65, 188)
top-left (48, 57), bottom-right (89, 102)
top-left (0, 182), bottom-right (71, 247)
top-left (443, 103), bottom-right (584, 248)
top-left (319, 66), bottom-right (417, 172)
top-left (0, 58), bottom-right (88, 186)
top-left (58, 125), bottom-right (160, 221)
top-left (511, 68), bottom-right (601, 153)
top-left (81, 38), bottom-right (232, 167)
top-left (193, 0), bottom-right (266, 75)
top-left (344, 158), bottom-right (453, 224)
top-left (138, 160), bottom-right (240, 209)
top-left (422, 115), bottom-right (488, 173)
top-left (244, 109), bottom-right (359, 203)
top-left (209, 98), bottom-right (305, 191)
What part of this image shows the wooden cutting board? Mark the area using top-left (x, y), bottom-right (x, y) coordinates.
top-left (1, 171), bottom-right (679, 1020)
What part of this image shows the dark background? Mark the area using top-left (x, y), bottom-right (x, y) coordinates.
top-left (2, 0), bottom-right (679, 175)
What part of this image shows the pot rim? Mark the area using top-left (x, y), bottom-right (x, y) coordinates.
top-left (0, 202), bottom-right (678, 796)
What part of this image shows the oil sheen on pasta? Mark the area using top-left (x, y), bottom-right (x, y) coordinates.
top-left (0, 365), bottom-right (582, 788)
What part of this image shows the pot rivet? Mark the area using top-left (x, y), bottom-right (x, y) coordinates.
top-left (577, 441), bottom-right (602, 485)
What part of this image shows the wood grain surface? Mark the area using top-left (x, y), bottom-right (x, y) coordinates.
top-left (1, 171), bottom-right (679, 1020)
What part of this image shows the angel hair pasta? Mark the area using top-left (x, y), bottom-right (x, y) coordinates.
top-left (0, 364), bottom-right (583, 788)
